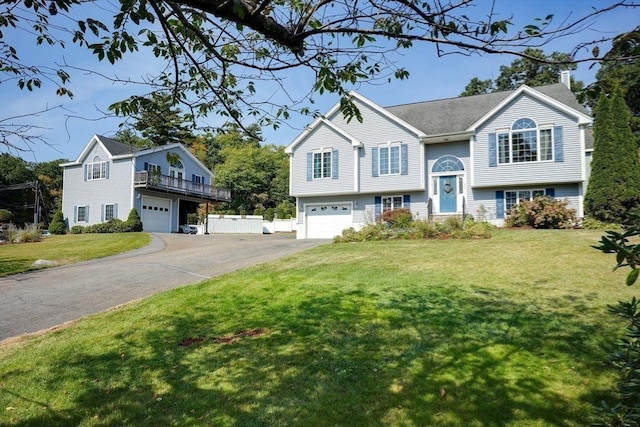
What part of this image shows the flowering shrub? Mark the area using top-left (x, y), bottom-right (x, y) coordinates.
top-left (506, 196), bottom-right (576, 229)
top-left (380, 208), bottom-right (413, 227)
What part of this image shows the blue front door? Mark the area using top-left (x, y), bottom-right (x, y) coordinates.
top-left (439, 175), bottom-right (457, 213)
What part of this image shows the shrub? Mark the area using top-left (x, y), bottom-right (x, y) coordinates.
top-left (70, 225), bottom-right (84, 234)
top-left (265, 208), bottom-right (275, 222)
top-left (412, 220), bottom-right (439, 239)
top-left (581, 216), bottom-right (621, 230)
top-left (253, 207), bottom-right (264, 217)
top-left (125, 208), bottom-right (143, 232)
top-left (0, 209), bottom-right (13, 222)
top-left (16, 224), bottom-right (42, 243)
top-left (380, 208), bottom-right (413, 227)
top-left (451, 221), bottom-right (494, 239)
top-left (506, 196), bottom-right (576, 229)
top-left (275, 200), bottom-right (295, 219)
top-left (4, 223), bottom-right (19, 243)
top-left (48, 209), bottom-right (66, 235)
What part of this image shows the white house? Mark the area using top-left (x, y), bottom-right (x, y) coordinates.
top-left (60, 135), bottom-right (230, 233)
top-left (285, 72), bottom-right (593, 239)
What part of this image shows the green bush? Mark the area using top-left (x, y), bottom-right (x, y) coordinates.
top-left (48, 209), bottom-right (66, 235)
top-left (0, 209), bottom-right (13, 222)
top-left (125, 208), bottom-right (143, 232)
top-left (275, 200), bottom-right (295, 219)
top-left (253, 207), bottom-right (264, 217)
top-left (70, 225), bottom-right (84, 234)
top-left (506, 196), bottom-right (576, 229)
top-left (581, 216), bottom-right (621, 230)
top-left (380, 208), bottom-right (413, 227)
top-left (333, 218), bottom-right (494, 243)
top-left (265, 208), bottom-right (275, 222)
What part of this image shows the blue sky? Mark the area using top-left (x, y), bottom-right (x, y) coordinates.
top-left (1, 0), bottom-right (638, 162)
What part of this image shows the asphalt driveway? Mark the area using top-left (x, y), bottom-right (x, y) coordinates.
top-left (0, 233), bottom-right (326, 342)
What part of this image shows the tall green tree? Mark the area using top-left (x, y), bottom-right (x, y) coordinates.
top-left (116, 93), bottom-right (196, 146)
top-left (460, 48), bottom-right (582, 96)
top-left (0, 154), bottom-right (36, 225)
top-left (213, 144), bottom-right (290, 213)
top-left (2, 1), bottom-right (635, 149)
top-left (584, 89), bottom-right (640, 223)
top-left (591, 27), bottom-right (640, 147)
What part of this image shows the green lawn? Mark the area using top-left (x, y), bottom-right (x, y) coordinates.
top-left (0, 229), bottom-right (633, 426)
top-left (0, 233), bottom-right (151, 276)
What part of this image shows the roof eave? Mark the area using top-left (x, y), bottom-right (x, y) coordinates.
top-left (420, 130), bottom-right (475, 144)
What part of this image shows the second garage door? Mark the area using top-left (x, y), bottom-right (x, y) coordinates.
top-left (141, 196), bottom-right (171, 233)
top-left (305, 203), bottom-right (352, 239)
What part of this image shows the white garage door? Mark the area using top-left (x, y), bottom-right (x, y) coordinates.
top-left (306, 203), bottom-right (352, 239)
top-left (141, 196), bottom-right (171, 233)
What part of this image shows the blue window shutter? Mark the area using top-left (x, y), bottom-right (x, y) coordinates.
top-left (306, 153), bottom-right (313, 181)
top-left (73, 206), bottom-right (77, 222)
top-left (101, 204), bottom-right (104, 222)
top-left (545, 188), bottom-right (555, 198)
top-left (105, 162), bottom-right (110, 179)
top-left (403, 194), bottom-right (410, 208)
top-left (488, 133), bottom-right (497, 167)
top-left (114, 203), bottom-right (118, 219)
top-left (553, 126), bottom-right (563, 162)
top-left (86, 206), bottom-right (89, 221)
top-left (332, 150), bottom-right (339, 179)
top-left (400, 144), bottom-right (409, 175)
top-left (84, 165), bottom-right (88, 181)
top-left (192, 174), bottom-right (196, 182)
top-left (372, 148), bottom-right (378, 177)
top-left (144, 162), bottom-right (149, 171)
top-left (496, 191), bottom-right (504, 219)
top-left (374, 196), bottom-right (382, 220)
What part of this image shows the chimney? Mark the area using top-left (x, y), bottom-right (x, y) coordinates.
top-left (560, 70), bottom-right (571, 89)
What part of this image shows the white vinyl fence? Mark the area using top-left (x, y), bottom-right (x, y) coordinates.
top-left (196, 215), bottom-right (297, 234)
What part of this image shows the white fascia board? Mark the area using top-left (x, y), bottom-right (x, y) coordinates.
top-left (285, 116), bottom-right (363, 154)
top-left (467, 85), bottom-right (592, 131)
top-left (71, 134), bottom-right (101, 164)
top-left (135, 143), bottom-right (213, 176)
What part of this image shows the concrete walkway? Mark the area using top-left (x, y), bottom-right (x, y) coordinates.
top-left (0, 233), bottom-right (326, 342)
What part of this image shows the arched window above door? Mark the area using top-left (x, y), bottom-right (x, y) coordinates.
top-left (432, 155), bottom-right (464, 173)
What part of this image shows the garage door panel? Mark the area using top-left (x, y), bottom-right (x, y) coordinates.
top-left (306, 203), bottom-right (352, 239)
top-left (141, 196), bottom-right (171, 233)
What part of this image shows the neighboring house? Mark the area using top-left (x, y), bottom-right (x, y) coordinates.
top-left (286, 71), bottom-right (593, 239)
top-left (61, 135), bottom-right (230, 233)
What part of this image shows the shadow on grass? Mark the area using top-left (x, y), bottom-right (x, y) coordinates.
top-left (1, 284), bottom-right (615, 426)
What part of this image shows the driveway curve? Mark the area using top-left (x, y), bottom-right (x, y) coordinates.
top-left (0, 233), bottom-right (326, 342)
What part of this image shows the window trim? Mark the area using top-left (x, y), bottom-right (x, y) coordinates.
top-left (76, 205), bottom-right (88, 223)
top-left (496, 118), bottom-right (555, 164)
top-left (104, 204), bottom-right (115, 221)
top-left (382, 195), bottom-right (404, 213)
top-left (378, 142), bottom-right (402, 176)
top-left (504, 188), bottom-right (548, 215)
top-left (87, 161), bottom-right (108, 180)
top-left (312, 148), bottom-right (333, 180)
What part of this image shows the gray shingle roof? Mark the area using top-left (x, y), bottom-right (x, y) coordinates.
top-left (97, 135), bottom-right (140, 156)
top-left (384, 83), bottom-right (590, 136)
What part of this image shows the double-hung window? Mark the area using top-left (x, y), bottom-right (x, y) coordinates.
top-left (87, 156), bottom-right (108, 180)
top-left (105, 204), bottom-right (115, 221)
top-left (382, 196), bottom-right (403, 213)
top-left (313, 149), bottom-right (332, 179)
top-left (505, 189), bottom-right (547, 213)
top-left (77, 205), bottom-right (87, 222)
top-left (497, 118), bottom-right (553, 164)
top-left (379, 143), bottom-right (401, 175)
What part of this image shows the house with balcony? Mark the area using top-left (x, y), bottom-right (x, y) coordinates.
top-left (285, 72), bottom-right (593, 239)
top-left (61, 135), bottom-right (230, 233)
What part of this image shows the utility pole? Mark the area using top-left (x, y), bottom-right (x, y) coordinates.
top-left (33, 180), bottom-right (40, 224)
